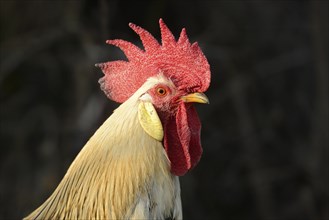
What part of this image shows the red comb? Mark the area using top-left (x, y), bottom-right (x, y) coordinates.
top-left (96, 18), bottom-right (211, 103)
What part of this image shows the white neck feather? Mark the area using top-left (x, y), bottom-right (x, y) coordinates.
top-left (25, 74), bottom-right (181, 220)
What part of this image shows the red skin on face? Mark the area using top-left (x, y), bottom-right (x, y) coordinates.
top-left (147, 83), bottom-right (202, 176)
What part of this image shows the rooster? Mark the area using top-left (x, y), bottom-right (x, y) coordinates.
top-left (25, 18), bottom-right (210, 220)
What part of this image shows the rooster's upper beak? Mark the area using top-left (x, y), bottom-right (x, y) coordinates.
top-left (180, 92), bottom-right (209, 104)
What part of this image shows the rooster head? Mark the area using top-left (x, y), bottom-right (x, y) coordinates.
top-left (96, 19), bottom-right (211, 176)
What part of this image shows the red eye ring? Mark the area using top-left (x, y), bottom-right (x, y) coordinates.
top-left (156, 87), bottom-right (167, 96)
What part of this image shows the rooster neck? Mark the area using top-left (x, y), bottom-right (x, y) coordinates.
top-left (25, 94), bottom-right (182, 220)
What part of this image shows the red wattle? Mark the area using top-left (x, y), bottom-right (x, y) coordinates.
top-left (164, 103), bottom-right (203, 176)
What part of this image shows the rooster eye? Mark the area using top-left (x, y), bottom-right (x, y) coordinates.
top-left (156, 87), bottom-right (167, 96)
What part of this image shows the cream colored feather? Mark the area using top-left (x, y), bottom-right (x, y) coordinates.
top-left (24, 75), bottom-right (182, 220)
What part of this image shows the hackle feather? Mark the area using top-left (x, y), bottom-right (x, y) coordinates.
top-left (24, 76), bottom-right (182, 220)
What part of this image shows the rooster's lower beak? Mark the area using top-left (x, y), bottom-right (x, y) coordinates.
top-left (180, 92), bottom-right (209, 104)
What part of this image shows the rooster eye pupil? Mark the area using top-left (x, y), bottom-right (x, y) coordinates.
top-left (157, 88), bottom-right (166, 96)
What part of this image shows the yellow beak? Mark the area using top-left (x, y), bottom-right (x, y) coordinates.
top-left (180, 92), bottom-right (210, 104)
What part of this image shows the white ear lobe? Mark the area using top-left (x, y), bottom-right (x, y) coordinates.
top-left (138, 101), bottom-right (163, 141)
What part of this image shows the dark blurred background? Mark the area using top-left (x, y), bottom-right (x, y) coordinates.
top-left (0, 0), bottom-right (328, 219)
